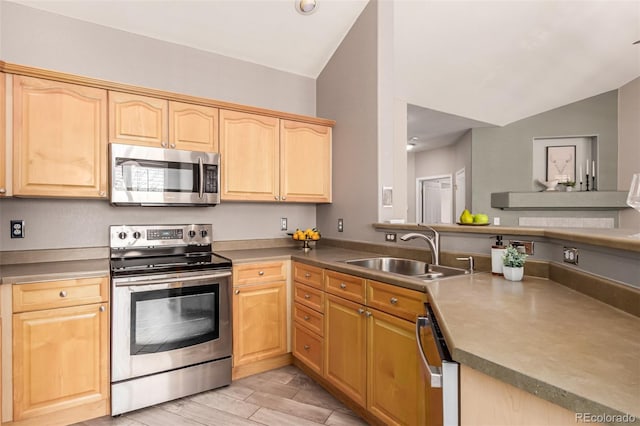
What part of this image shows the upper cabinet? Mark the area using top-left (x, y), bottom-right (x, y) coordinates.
top-left (220, 110), bottom-right (332, 203)
top-left (13, 76), bottom-right (108, 198)
top-left (109, 92), bottom-right (218, 152)
top-left (1, 72), bottom-right (6, 197)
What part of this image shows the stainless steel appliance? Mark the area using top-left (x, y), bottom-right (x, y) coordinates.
top-left (109, 224), bottom-right (232, 415)
top-left (110, 143), bottom-right (220, 206)
top-left (416, 303), bottom-right (459, 426)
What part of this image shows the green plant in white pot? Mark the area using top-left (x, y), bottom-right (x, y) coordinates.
top-left (502, 245), bottom-right (527, 281)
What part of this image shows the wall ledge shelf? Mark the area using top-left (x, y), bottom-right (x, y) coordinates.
top-left (491, 191), bottom-right (630, 210)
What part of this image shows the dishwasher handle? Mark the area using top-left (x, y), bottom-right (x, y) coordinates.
top-left (416, 315), bottom-right (443, 388)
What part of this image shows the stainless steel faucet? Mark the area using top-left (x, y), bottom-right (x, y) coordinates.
top-left (400, 227), bottom-right (440, 265)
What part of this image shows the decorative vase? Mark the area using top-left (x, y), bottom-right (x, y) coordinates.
top-left (503, 266), bottom-right (524, 281)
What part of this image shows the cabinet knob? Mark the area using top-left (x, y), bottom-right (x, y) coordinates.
top-left (365, 311), bottom-right (372, 317)
top-left (304, 272), bottom-right (311, 278)
top-left (59, 290), bottom-right (68, 298)
top-left (170, 143), bottom-right (176, 149)
top-left (258, 271), bottom-right (265, 276)
top-left (282, 196), bottom-right (287, 201)
top-left (304, 294), bottom-right (311, 299)
top-left (99, 191), bottom-right (106, 197)
top-left (99, 305), bottom-right (106, 312)
top-left (358, 308), bottom-right (365, 315)
top-left (161, 141), bottom-right (168, 147)
top-left (0, 188), bottom-right (6, 194)
top-left (274, 196), bottom-right (279, 201)
top-left (339, 283), bottom-right (347, 289)
top-left (304, 315), bottom-right (310, 321)
top-left (234, 289), bottom-right (240, 295)
top-left (303, 345), bottom-right (310, 350)
top-left (390, 297), bottom-right (398, 305)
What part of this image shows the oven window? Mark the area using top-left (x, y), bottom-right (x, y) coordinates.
top-left (115, 158), bottom-right (198, 193)
top-left (130, 284), bottom-right (219, 354)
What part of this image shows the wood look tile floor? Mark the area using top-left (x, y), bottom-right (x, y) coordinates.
top-left (75, 366), bottom-right (369, 426)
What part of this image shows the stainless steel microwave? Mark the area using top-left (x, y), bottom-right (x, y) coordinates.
top-left (110, 143), bottom-right (219, 206)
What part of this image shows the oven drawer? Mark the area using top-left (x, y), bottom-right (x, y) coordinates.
top-left (13, 276), bottom-right (109, 313)
top-left (293, 262), bottom-right (323, 289)
top-left (367, 280), bottom-right (426, 321)
top-left (293, 322), bottom-right (323, 375)
top-left (233, 261), bottom-right (286, 285)
top-left (294, 282), bottom-right (324, 313)
top-left (294, 302), bottom-right (324, 337)
top-left (325, 270), bottom-right (366, 303)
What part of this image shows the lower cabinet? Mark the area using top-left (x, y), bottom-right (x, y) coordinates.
top-left (11, 276), bottom-right (110, 425)
top-left (292, 263), bottom-right (325, 375)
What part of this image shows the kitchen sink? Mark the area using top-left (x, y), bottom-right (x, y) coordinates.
top-left (343, 257), bottom-right (468, 280)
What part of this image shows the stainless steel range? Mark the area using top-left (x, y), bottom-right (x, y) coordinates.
top-left (109, 224), bottom-right (232, 415)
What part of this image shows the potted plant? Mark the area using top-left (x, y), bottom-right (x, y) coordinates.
top-left (502, 245), bottom-right (527, 281)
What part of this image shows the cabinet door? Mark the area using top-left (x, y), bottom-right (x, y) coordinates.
top-left (324, 294), bottom-right (366, 407)
top-left (13, 76), bottom-right (108, 198)
top-left (219, 109), bottom-right (280, 201)
top-left (169, 101), bottom-right (218, 152)
top-left (367, 308), bottom-right (425, 426)
top-left (232, 280), bottom-right (287, 366)
top-left (13, 302), bottom-right (109, 421)
top-left (0, 72), bottom-right (6, 197)
top-left (108, 91), bottom-right (167, 147)
top-left (280, 119), bottom-right (331, 203)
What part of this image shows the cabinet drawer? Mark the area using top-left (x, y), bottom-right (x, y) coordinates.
top-left (293, 262), bottom-right (323, 289)
top-left (366, 280), bottom-right (426, 321)
top-left (234, 261), bottom-right (286, 285)
top-left (294, 302), bottom-right (324, 337)
top-left (293, 322), bottom-right (323, 375)
top-left (325, 270), bottom-right (366, 303)
top-left (13, 276), bottom-right (109, 313)
top-left (294, 282), bottom-right (324, 313)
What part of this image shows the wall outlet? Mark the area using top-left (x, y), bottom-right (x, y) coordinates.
top-left (563, 247), bottom-right (579, 264)
top-left (385, 232), bottom-right (397, 242)
top-left (337, 218), bottom-right (344, 232)
top-left (11, 220), bottom-right (25, 238)
top-left (493, 217), bottom-right (500, 225)
top-left (280, 217), bottom-right (288, 231)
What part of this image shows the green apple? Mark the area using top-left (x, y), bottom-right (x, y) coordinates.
top-left (460, 209), bottom-right (474, 224)
top-left (473, 213), bottom-right (489, 224)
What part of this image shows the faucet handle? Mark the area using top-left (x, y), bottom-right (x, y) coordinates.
top-left (456, 256), bottom-right (474, 273)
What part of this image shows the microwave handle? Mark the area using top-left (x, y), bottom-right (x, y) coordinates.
top-left (416, 316), bottom-right (443, 388)
top-left (198, 157), bottom-right (204, 199)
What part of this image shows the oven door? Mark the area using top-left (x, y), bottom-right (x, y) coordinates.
top-left (110, 143), bottom-right (219, 206)
top-left (111, 270), bottom-right (231, 382)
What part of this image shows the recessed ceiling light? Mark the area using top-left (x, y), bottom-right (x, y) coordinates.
top-left (295, 0), bottom-right (318, 15)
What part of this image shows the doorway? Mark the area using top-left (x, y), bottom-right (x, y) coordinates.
top-left (455, 168), bottom-right (466, 220)
top-left (416, 174), bottom-right (453, 224)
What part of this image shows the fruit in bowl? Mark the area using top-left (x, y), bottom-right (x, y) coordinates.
top-left (459, 209), bottom-right (489, 225)
top-left (292, 228), bottom-right (321, 241)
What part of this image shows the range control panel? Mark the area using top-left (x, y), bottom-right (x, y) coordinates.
top-left (110, 224), bottom-right (212, 248)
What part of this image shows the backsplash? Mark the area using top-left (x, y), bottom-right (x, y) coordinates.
top-left (518, 217), bottom-right (615, 228)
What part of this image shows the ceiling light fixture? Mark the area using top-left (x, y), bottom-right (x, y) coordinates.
top-left (406, 142), bottom-right (416, 151)
top-left (633, 40), bottom-right (640, 45)
top-left (295, 0), bottom-right (318, 15)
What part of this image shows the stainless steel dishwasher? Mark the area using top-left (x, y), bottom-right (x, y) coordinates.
top-left (416, 303), bottom-right (460, 426)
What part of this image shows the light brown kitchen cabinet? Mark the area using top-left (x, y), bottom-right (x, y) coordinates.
top-left (280, 119), bottom-right (331, 203)
top-left (324, 293), bottom-right (367, 407)
top-left (219, 110), bottom-right (332, 203)
top-left (292, 262), bottom-right (325, 375)
top-left (0, 72), bottom-right (6, 197)
top-left (232, 262), bottom-right (287, 371)
top-left (12, 76), bottom-right (108, 198)
top-left (12, 276), bottom-right (109, 425)
top-left (169, 101), bottom-right (218, 152)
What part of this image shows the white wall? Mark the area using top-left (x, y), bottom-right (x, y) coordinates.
top-left (618, 77), bottom-right (640, 230)
top-left (0, 2), bottom-right (318, 251)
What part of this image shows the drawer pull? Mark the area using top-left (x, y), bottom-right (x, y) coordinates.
top-left (304, 345), bottom-right (310, 350)
top-left (304, 272), bottom-right (311, 278)
top-left (339, 283), bottom-right (347, 289)
top-left (304, 294), bottom-right (311, 299)
top-left (304, 315), bottom-right (310, 321)
top-left (390, 297), bottom-right (398, 304)
top-left (358, 308), bottom-right (365, 315)
top-left (234, 289), bottom-right (240, 295)
top-left (99, 305), bottom-right (106, 312)
top-left (258, 271), bottom-right (265, 276)
top-left (365, 311), bottom-right (372, 318)
top-left (59, 290), bottom-right (68, 298)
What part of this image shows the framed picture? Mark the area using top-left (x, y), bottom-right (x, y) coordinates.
top-left (546, 145), bottom-right (576, 183)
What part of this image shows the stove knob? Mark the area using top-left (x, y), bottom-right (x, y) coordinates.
top-left (132, 231), bottom-right (141, 239)
top-left (118, 232), bottom-right (127, 240)
top-left (188, 230), bottom-right (197, 238)
top-left (200, 230), bottom-right (208, 238)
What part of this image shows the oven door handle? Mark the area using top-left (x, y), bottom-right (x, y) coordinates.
top-left (114, 271), bottom-right (231, 287)
top-left (416, 315), bottom-right (443, 388)
top-left (198, 157), bottom-right (204, 199)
